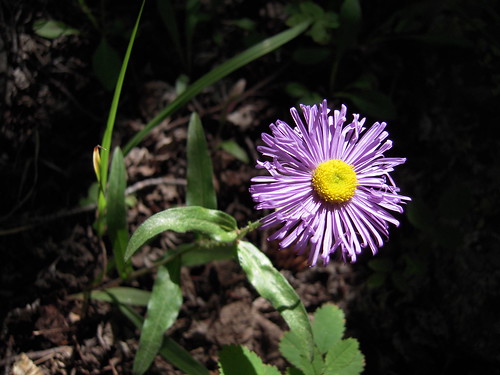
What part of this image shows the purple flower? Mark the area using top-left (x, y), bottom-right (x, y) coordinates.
top-left (250, 100), bottom-right (410, 266)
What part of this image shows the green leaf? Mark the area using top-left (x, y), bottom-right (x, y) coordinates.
top-left (33, 19), bottom-right (79, 39)
top-left (117, 303), bottom-right (209, 375)
top-left (159, 336), bottom-right (210, 375)
top-left (97, 0), bottom-right (145, 234)
top-left (186, 113), bottom-right (217, 209)
top-left (228, 18), bottom-right (256, 31)
top-left (218, 345), bottom-right (281, 375)
top-left (181, 244), bottom-right (236, 267)
top-left (133, 259), bottom-right (182, 375)
top-left (280, 331), bottom-right (323, 375)
top-left (125, 207), bottom-right (237, 261)
top-left (107, 147), bottom-right (131, 278)
top-left (220, 139), bottom-right (249, 163)
top-left (92, 38), bottom-right (122, 91)
top-left (286, 367), bottom-right (306, 375)
top-left (79, 182), bottom-right (99, 206)
top-left (69, 287), bottom-right (151, 306)
top-left (323, 338), bottom-right (365, 375)
top-left (312, 304), bottom-right (345, 355)
top-left (123, 20), bottom-right (311, 155)
top-left (237, 241), bottom-right (314, 359)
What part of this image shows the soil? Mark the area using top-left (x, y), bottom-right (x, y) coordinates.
top-left (1, 1), bottom-right (500, 375)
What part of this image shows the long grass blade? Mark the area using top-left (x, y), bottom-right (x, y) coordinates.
top-left (123, 20), bottom-right (311, 155)
top-left (96, 0), bottom-right (145, 232)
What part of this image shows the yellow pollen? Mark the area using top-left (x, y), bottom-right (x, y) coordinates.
top-left (312, 159), bottom-right (357, 204)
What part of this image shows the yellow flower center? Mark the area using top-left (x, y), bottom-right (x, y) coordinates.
top-left (312, 159), bottom-right (357, 204)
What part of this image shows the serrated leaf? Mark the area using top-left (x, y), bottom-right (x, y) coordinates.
top-left (107, 147), bottom-right (131, 278)
top-left (218, 345), bottom-right (281, 375)
top-left (181, 244), bottom-right (236, 267)
top-left (187, 113), bottom-right (217, 209)
top-left (312, 304), bottom-right (345, 355)
top-left (299, 2), bottom-right (324, 18)
top-left (133, 259), bottom-right (182, 375)
top-left (280, 331), bottom-right (322, 375)
top-left (33, 19), bottom-right (79, 39)
top-left (220, 139), bottom-right (249, 163)
top-left (92, 38), bottom-right (122, 91)
top-left (323, 338), bottom-right (364, 375)
top-left (237, 241), bottom-right (314, 359)
top-left (125, 206), bottom-right (237, 261)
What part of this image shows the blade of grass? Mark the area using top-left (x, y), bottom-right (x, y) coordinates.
top-left (123, 20), bottom-right (311, 155)
top-left (96, 0), bottom-right (145, 232)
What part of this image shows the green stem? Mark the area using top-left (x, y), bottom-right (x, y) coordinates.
top-left (237, 219), bottom-right (262, 241)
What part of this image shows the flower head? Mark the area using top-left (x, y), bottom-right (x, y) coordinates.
top-left (250, 100), bottom-right (410, 266)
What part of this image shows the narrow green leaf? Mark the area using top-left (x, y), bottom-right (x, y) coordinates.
top-left (186, 113), bottom-right (217, 209)
top-left (107, 147), bottom-right (131, 278)
top-left (159, 336), bottom-right (210, 375)
top-left (220, 139), bottom-right (249, 163)
top-left (123, 20), bottom-right (311, 155)
top-left (312, 304), bottom-right (345, 355)
top-left (125, 206), bottom-right (237, 261)
top-left (323, 338), bottom-right (365, 375)
top-left (218, 345), bottom-right (281, 375)
top-left (133, 259), bottom-right (182, 375)
top-left (97, 1), bottom-right (145, 231)
top-left (69, 287), bottom-right (151, 306)
top-left (236, 241), bottom-right (314, 358)
top-left (181, 244), bottom-right (236, 267)
top-left (33, 19), bottom-right (79, 39)
top-left (117, 303), bottom-right (209, 375)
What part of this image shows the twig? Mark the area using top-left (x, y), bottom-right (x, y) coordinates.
top-left (0, 346), bottom-right (73, 367)
top-left (0, 177), bottom-right (186, 236)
